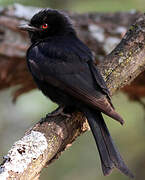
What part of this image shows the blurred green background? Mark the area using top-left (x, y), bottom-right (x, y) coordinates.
top-left (0, 0), bottom-right (145, 180)
top-left (0, 0), bottom-right (145, 11)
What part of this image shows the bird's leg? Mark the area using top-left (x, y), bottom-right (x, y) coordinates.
top-left (46, 106), bottom-right (71, 118)
top-left (49, 106), bottom-right (64, 116)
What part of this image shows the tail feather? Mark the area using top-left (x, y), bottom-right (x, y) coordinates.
top-left (82, 107), bottom-right (134, 178)
top-left (84, 110), bottom-right (114, 175)
top-left (98, 112), bottom-right (134, 178)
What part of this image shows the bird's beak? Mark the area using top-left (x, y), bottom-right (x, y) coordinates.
top-left (18, 24), bottom-right (40, 32)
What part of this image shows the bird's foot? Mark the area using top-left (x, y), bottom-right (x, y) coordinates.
top-left (59, 111), bottom-right (71, 118)
top-left (46, 106), bottom-right (71, 118)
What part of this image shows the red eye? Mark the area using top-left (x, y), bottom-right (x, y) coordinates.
top-left (42, 23), bottom-right (48, 29)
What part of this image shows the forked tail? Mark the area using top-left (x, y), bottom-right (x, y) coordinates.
top-left (82, 107), bottom-right (134, 178)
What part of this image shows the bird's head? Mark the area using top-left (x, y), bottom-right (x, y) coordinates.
top-left (19, 9), bottom-right (75, 43)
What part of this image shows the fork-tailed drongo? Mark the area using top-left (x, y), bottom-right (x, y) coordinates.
top-left (19, 9), bottom-right (133, 178)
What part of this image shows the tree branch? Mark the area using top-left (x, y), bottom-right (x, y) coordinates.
top-left (0, 4), bottom-right (145, 180)
top-left (99, 15), bottom-right (145, 94)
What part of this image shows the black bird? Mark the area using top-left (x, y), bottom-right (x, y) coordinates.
top-left (19, 9), bottom-right (134, 178)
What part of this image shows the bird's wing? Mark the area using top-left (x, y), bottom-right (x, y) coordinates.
top-left (27, 39), bottom-right (123, 124)
top-left (88, 61), bottom-right (111, 98)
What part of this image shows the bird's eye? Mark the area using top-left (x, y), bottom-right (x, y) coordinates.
top-left (41, 23), bottom-right (49, 30)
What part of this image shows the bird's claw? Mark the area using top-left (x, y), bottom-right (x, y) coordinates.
top-left (60, 112), bottom-right (71, 118)
top-left (46, 111), bottom-right (71, 118)
top-left (46, 106), bottom-right (71, 118)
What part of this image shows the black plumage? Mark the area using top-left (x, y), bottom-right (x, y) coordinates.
top-left (19, 9), bottom-right (134, 178)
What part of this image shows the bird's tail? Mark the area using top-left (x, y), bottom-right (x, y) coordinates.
top-left (82, 107), bottom-right (134, 178)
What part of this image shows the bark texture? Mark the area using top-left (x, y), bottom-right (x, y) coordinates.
top-left (0, 4), bottom-right (145, 180)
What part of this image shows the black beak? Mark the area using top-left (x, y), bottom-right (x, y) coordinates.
top-left (18, 24), bottom-right (40, 32)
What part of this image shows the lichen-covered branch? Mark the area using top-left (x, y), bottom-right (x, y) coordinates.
top-left (99, 15), bottom-right (145, 94)
top-left (0, 8), bottom-right (144, 179)
top-left (0, 113), bottom-right (88, 180)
